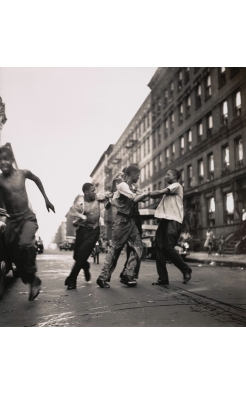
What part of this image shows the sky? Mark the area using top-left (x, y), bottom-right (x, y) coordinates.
top-left (0, 67), bottom-right (157, 246)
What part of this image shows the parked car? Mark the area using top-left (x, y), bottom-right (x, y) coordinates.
top-left (59, 241), bottom-right (72, 251)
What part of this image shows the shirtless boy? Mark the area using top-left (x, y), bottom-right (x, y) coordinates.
top-left (0, 145), bottom-right (55, 301)
top-left (65, 183), bottom-right (109, 290)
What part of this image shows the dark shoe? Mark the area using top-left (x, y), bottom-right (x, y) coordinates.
top-left (84, 267), bottom-right (91, 282)
top-left (29, 277), bottom-right (42, 301)
top-left (67, 282), bottom-right (76, 290)
top-left (120, 275), bottom-right (137, 287)
top-left (97, 278), bottom-right (110, 288)
top-left (152, 279), bottom-right (169, 286)
top-left (65, 276), bottom-right (77, 289)
top-left (183, 269), bottom-right (192, 284)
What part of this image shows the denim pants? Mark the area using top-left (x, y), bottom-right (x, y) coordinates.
top-left (155, 219), bottom-right (190, 282)
top-left (98, 214), bottom-right (143, 282)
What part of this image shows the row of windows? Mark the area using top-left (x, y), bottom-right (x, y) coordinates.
top-left (152, 67), bottom-right (241, 124)
top-left (207, 192), bottom-right (235, 226)
top-left (152, 90), bottom-right (242, 154)
top-left (179, 138), bottom-right (243, 188)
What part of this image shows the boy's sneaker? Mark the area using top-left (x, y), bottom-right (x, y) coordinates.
top-left (96, 278), bottom-right (110, 288)
top-left (120, 275), bottom-right (137, 287)
top-left (29, 277), bottom-right (42, 301)
top-left (65, 276), bottom-right (77, 290)
top-left (183, 268), bottom-right (192, 284)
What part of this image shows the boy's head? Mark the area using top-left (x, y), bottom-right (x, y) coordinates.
top-left (0, 146), bottom-right (14, 174)
top-left (125, 165), bottom-right (140, 183)
top-left (82, 183), bottom-right (96, 201)
top-left (165, 169), bottom-right (181, 184)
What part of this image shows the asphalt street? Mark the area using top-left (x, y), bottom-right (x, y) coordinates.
top-left (0, 250), bottom-right (246, 327)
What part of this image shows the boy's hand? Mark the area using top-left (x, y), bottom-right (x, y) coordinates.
top-left (45, 199), bottom-right (55, 213)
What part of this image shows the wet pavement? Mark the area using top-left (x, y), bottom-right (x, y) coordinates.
top-left (0, 250), bottom-right (246, 327)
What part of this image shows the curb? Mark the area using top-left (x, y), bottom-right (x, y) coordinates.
top-left (185, 257), bottom-right (246, 268)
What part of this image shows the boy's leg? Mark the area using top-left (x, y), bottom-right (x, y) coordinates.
top-left (121, 222), bottom-right (143, 281)
top-left (97, 216), bottom-right (132, 284)
top-left (154, 220), bottom-right (169, 284)
top-left (163, 221), bottom-right (192, 282)
top-left (68, 227), bottom-right (100, 284)
top-left (18, 219), bottom-right (38, 284)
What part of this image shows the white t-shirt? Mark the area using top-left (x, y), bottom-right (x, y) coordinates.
top-left (155, 182), bottom-right (183, 224)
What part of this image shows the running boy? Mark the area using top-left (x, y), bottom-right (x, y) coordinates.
top-left (0, 145), bottom-right (55, 300)
top-left (147, 169), bottom-right (192, 285)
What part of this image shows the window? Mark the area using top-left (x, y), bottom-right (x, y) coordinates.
top-left (197, 121), bottom-right (203, 141)
top-left (158, 181), bottom-right (162, 190)
top-left (186, 95), bottom-right (191, 118)
top-left (178, 102), bottom-right (183, 124)
top-left (146, 163), bottom-right (150, 179)
top-left (225, 192), bottom-right (234, 224)
top-left (221, 100), bottom-right (228, 125)
top-left (184, 67), bottom-right (190, 84)
top-left (147, 112), bottom-right (150, 127)
top-left (158, 126), bottom-right (161, 144)
top-left (208, 197), bottom-right (215, 226)
top-left (153, 157), bottom-right (158, 174)
top-left (153, 130), bottom-right (157, 149)
top-left (180, 136), bottom-right (184, 155)
top-left (207, 113), bottom-right (213, 138)
top-left (235, 137), bottom-right (243, 168)
top-left (198, 159), bottom-right (204, 184)
top-left (164, 89), bottom-right (168, 107)
top-left (230, 67), bottom-right (240, 78)
top-left (152, 104), bottom-right (156, 122)
top-left (218, 67), bottom-right (226, 87)
top-left (195, 84), bottom-right (202, 109)
top-left (222, 145), bottom-right (230, 172)
top-left (208, 153), bottom-right (214, 180)
top-left (138, 146), bottom-right (141, 161)
top-left (157, 98), bottom-right (161, 117)
top-left (147, 137), bottom-right (150, 154)
top-left (170, 112), bottom-right (174, 133)
top-left (164, 118), bottom-right (169, 138)
top-left (165, 147), bottom-right (170, 164)
top-left (187, 129), bottom-right (192, 150)
top-left (171, 142), bottom-right (175, 158)
top-left (234, 91), bottom-right (241, 116)
top-left (158, 153), bottom-right (162, 170)
top-left (187, 165), bottom-right (192, 188)
top-left (180, 169), bottom-right (184, 187)
top-left (169, 81), bottom-right (174, 101)
top-left (205, 74), bottom-right (212, 99)
top-left (178, 70), bottom-right (183, 92)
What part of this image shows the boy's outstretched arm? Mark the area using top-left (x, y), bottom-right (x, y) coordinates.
top-left (24, 170), bottom-right (55, 213)
top-left (148, 188), bottom-right (170, 198)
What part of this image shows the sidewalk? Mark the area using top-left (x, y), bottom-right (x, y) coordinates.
top-left (186, 252), bottom-right (246, 268)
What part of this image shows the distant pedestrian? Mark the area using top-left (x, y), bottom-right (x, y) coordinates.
top-left (204, 228), bottom-right (214, 256)
top-left (0, 145), bottom-right (55, 301)
top-left (218, 235), bottom-right (225, 256)
top-left (242, 209), bottom-right (246, 235)
top-left (147, 169), bottom-right (192, 286)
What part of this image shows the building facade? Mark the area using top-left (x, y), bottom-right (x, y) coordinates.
top-left (89, 67), bottom-right (246, 252)
top-left (146, 67), bottom-right (246, 250)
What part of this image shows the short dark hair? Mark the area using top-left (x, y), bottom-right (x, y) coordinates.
top-left (125, 165), bottom-right (140, 176)
top-left (0, 146), bottom-right (14, 160)
top-left (82, 183), bottom-right (94, 193)
top-left (169, 169), bottom-right (181, 180)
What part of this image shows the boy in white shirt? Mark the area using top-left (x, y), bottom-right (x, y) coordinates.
top-left (148, 169), bottom-right (192, 285)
